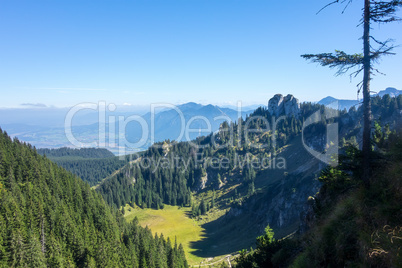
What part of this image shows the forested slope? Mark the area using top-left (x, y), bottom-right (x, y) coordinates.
top-left (37, 148), bottom-right (129, 186)
top-left (96, 100), bottom-right (338, 212)
top-left (50, 157), bottom-right (129, 187)
top-left (37, 147), bottom-right (115, 159)
top-left (235, 133), bottom-right (402, 267)
top-left (0, 129), bottom-right (188, 267)
top-left (97, 95), bottom-right (402, 211)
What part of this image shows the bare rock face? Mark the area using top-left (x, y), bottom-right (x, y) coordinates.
top-left (268, 94), bottom-right (300, 117)
top-left (283, 94), bottom-right (300, 117)
top-left (267, 94), bottom-right (284, 117)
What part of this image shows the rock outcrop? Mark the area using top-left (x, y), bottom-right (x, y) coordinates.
top-left (268, 94), bottom-right (285, 117)
top-left (268, 94), bottom-right (300, 117)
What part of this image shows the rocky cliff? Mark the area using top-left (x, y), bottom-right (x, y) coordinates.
top-left (268, 94), bottom-right (300, 117)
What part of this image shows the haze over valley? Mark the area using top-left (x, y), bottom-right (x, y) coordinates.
top-left (1, 1), bottom-right (401, 267)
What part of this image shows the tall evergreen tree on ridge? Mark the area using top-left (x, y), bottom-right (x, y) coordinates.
top-left (302, 0), bottom-right (402, 186)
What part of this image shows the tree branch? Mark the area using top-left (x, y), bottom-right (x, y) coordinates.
top-left (370, 0), bottom-right (402, 23)
top-left (301, 50), bottom-right (363, 75)
top-left (316, 0), bottom-right (340, 14)
top-left (316, 0), bottom-right (354, 15)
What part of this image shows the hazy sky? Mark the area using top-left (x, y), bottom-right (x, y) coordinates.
top-left (1, 0), bottom-right (401, 108)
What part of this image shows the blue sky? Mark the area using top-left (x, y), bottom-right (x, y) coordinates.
top-left (0, 0), bottom-right (401, 108)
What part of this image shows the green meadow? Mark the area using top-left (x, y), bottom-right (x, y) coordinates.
top-left (124, 204), bottom-right (207, 265)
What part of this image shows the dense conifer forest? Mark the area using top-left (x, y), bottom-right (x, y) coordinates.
top-left (0, 130), bottom-right (188, 267)
top-left (37, 148), bottom-right (130, 186)
top-left (37, 147), bottom-right (115, 159)
top-left (49, 157), bottom-right (129, 187)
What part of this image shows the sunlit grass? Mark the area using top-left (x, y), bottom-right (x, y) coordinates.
top-left (124, 204), bottom-right (206, 265)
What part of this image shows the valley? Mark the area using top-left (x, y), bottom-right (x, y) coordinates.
top-left (1, 93), bottom-right (401, 267)
top-left (1, 0), bottom-right (402, 266)
top-left (93, 93), bottom-right (402, 266)
top-left (117, 134), bottom-right (323, 265)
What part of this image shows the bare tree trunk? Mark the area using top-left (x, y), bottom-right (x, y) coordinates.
top-left (362, 0), bottom-right (372, 187)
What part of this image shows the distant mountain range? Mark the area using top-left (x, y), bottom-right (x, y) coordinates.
top-left (376, 87), bottom-right (402, 98)
top-left (0, 102), bottom-right (253, 154)
top-left (1, 88), bottom-right (400, 153)
top-left (220, 103), bottom-right (264, 111)
top-left (318, 87), bottom-right (401, 111)
top-left (317, 96), bottom-right (361, 111)
top-left (125, 102), bottom-right (253, 145)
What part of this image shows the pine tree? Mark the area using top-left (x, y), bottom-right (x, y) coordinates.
top-left (302, 0), bottom-right (402, 186)
top-left (25, 231), bottom-right (46, 268)
top-left (200, 199), bottom-right (207, 215)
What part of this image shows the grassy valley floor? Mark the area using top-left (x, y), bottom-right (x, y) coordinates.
top-left (124, 204), bottom-right (209, 265)
top-left (124, 204), bottom-right (239, 266)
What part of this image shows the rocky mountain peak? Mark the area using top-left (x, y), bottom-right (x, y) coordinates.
top-left (268, 94), bottom-right (300, 117)
top-left (377, 87), bottom-right (402, 98)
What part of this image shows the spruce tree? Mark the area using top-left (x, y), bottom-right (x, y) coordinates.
top-left (302, 0), bottom-right (402, 186)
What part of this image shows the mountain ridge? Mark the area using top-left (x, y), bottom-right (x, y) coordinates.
top-left (94, 93), bottom-right (402, 262)
top-left (317, 87), bottom-right (401, 111)
top-left (2, 102), bottom-right (253, 153)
